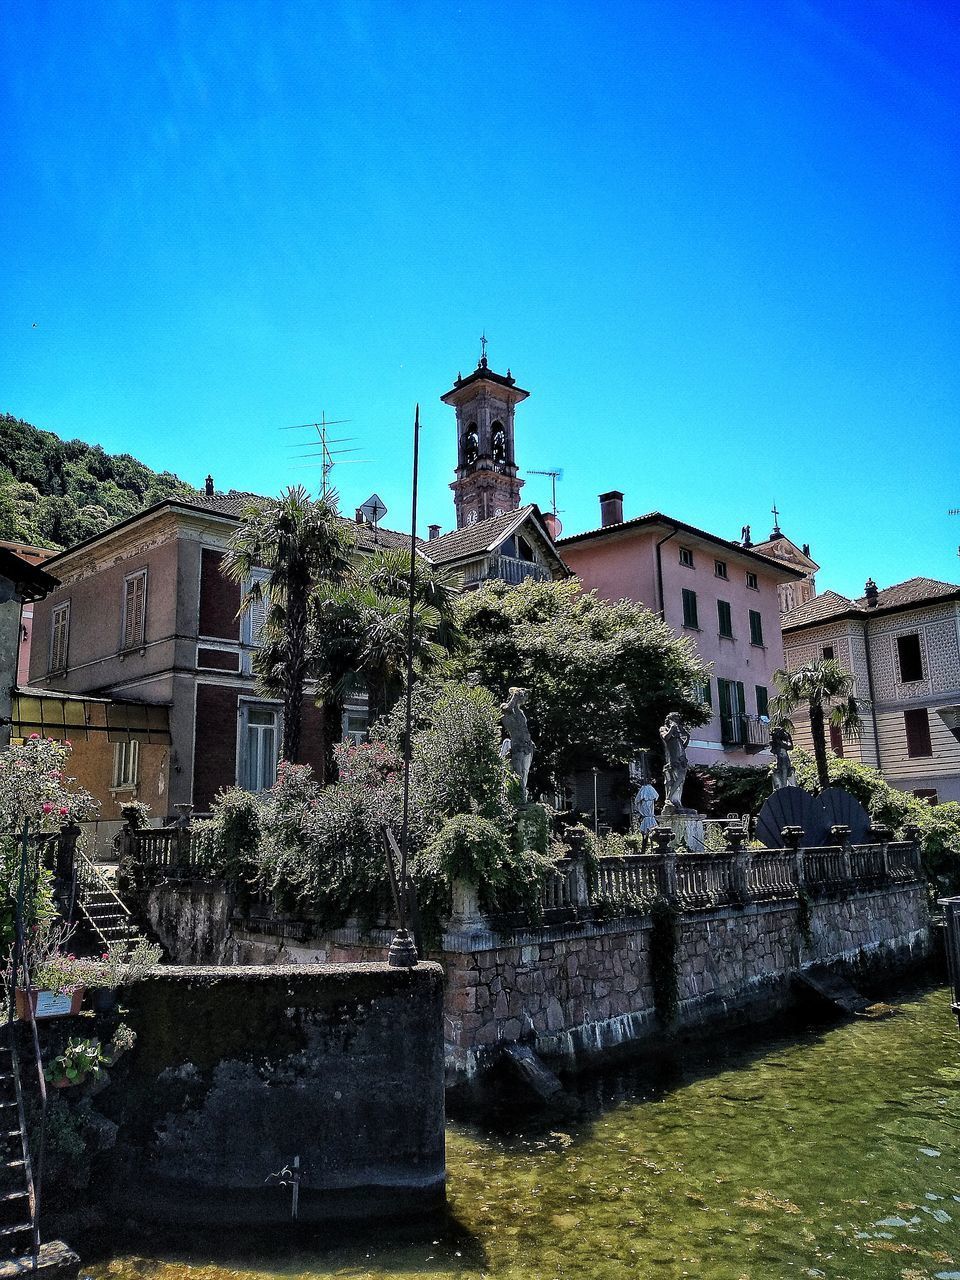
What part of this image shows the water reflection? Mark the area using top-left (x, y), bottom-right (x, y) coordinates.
top-left (95, 985), bottom-right (960, 1280)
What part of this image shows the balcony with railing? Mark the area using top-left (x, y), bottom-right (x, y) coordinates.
top-left (464, 555), bottom-right (552, 587)
top-left (720, 713), bottom-right (771, 752)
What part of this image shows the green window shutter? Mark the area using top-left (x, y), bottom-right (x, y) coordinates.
top-left (717, 678), bottom-right (732, 719)
top-left (736, 681), bottom-right (745, 715)
top-left (718, 599), bottom-right (732, 637)
top-left (682, 588), bottom-right (698, 628)
top-left (703, 678), bottom-right (712, 708)
top-left (749, 609), bottom-right (764, 646)
top-left (756, 684), bottom-right (769, 717)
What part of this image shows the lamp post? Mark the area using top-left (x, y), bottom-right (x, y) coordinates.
top-left (387, 404), bottom-right (421, 970)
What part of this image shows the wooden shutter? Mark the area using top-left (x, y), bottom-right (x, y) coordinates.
top-left (829, 723), bottom-right (844, 758)
top-left (749, 610), bottom-right (763, 646)
top-left (123, 572), bottom-right (147, 649)
top-left (50, 603), bottom-right (69, 671)
top-left (717, 600), bottom-right (732, 637)
top-left (904, 708), bottom-right (932, 758)
top-left (755, 685), bottom-right (769, 717)
top-left (682, 588), bottom-right (698, 628)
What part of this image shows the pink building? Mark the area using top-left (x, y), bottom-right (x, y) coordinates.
top-left (557, 493), bottom-right (807, 769)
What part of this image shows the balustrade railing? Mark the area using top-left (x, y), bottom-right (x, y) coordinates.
top-left (747, 850), bottom-right (797, 900)
top-left (595, 854), bottom-right (664, 905)
top-left (799, 846), bottom-right (848, 893)
top-left (127, 825), bottom-right (209, 880)
top-left (676, 853), bottom-right (736, 910)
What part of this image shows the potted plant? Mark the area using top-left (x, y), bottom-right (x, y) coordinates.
top-left (44, 1036), bottom-right (106, 1089)
top-left (84, 936), bottom-right (163, 1012)
top-left (101, 1022), bottom-right (137, 1067)
top-left (14, 921), bottom-right (87, 1020)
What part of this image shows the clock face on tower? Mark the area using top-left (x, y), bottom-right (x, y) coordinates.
top-left (466, 509), bottom-right (479, 524)
top-left (493, 508), bottom-right (504, 517)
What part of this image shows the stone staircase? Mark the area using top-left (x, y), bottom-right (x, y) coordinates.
top-left (74, 853), bottom-right (146, 953)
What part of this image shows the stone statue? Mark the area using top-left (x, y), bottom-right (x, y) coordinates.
top-left (660, 712), bottom-right (691, 815)
top-left (629, 760), bottom-right (659, 846)
top-left (771, 724), bottom-right (797, 790)
top-left (501, 687), bottom-right (534, 801)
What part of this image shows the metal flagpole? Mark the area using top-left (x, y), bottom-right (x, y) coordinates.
top-left (388, 404), bottom-right (420, 969)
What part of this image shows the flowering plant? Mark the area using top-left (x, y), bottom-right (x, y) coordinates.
top-left (84, 937), bottom-right (162, 989)
top-left (0, 737), bottom-right (98, 832)
top-left (21, 920), bottom-right (87, 993)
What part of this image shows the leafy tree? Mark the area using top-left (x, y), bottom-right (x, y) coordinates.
top-left (449, 578), bottom-right (710, 799)
top-left (0, 412), bottom-right (199, 549)
top-left (772, 658), bottom-right (863, 790)
top-left (312, 547), bottom-right (461, 726)
top-left (223, 486), bottom-right (354, 764)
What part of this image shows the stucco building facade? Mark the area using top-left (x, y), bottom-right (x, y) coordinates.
top-left (781, 576), bottom-right (960, 803)
top-left (558, 493), bottom-right (807, 769)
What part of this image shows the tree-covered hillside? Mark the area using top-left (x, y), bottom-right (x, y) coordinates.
top-left (0, 413), bottom-right (200, 550)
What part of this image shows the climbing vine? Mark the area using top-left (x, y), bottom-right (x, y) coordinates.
top-left (796, 885), bottom-right (813, 947)
top-left (649, 895), bottom-right (680, 1028)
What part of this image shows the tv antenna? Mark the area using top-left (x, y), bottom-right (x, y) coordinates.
top-left (528, 467), bottom-right (563, 515)
top-left (280, 412), bottom-right (372, 498)
top-left (359, 493), bottom-right (388, 544)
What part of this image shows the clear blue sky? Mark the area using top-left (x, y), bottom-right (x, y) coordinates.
top-left (3, 0), bottom-right (957, 599)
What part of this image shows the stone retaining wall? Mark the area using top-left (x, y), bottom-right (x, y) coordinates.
top-left (201, 881), bottom-right (930, 1079)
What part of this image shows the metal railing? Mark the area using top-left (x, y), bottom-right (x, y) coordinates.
top-left (720, 714), bottom-right (770, 749)
top-left (4, 824), bottom-right (50, 1268)
top-left (941, 896), bottom-right (960, 1032)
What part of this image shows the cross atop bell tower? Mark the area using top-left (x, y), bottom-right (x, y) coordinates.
top-left (440, 348), bottom-right (529, 528)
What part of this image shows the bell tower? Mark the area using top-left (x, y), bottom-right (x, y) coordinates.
top-left (440, 347), bottom-right (529, 528)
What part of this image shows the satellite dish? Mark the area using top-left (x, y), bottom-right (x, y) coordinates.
top-left (360, 493), bottom-right (388, 525)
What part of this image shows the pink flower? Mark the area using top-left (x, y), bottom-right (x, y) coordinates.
top-left (41, 803), bottom-right (53, 814)
top-left (58, 807), bottom-right (68, 816)
top-left (29, 733), bottom-right (39, 740)
top-left (64, 740), bottom-right (72, 748)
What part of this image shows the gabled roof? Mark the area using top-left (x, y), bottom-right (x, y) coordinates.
top-left (41, 489), bottom-right (429, 565)
top-left (424, 505), bottom-right (533, 562)
top-left (557, 510), bottom-right (807, 580)
top-left (782, 576), bottom-right (960, 631)
top-left (0, 546), bottom-right (59, 601)
top-left (751, 533), bottom-right (820, 572)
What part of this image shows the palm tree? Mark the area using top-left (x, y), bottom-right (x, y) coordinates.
top-left (313, 547), bottom-right (461, 727)
top-left (223, 486), bottom-right (353, 764)
top-left (771, 658), bottom-right (863, 790)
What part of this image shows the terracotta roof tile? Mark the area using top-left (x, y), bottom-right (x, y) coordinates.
top-left (782, 576), bottom-right (960, 630)
top-left (423, 505), bottom-right (539, 563)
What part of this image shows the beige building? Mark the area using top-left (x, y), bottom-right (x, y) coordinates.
top-left (781, 576), bottom-right (960, 803)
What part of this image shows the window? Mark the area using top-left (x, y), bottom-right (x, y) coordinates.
top-left (755, 685), bottom-right (769, 718)
top-left (829, 723), bottom-right (845, 758)
top-left (717, 599), bottom-right (733, 638)
top-left (49, 602), bottom-right (70, 672)
top-left (822, 645), bottom-right (835, 661)
top-left (121, 570), bottom-right (147, 651)
top-left (904, 708), bottom-right (933, 758)
top-left (694, 679), bottom-right (712, 708)
top-left (112, 739), bottom-right (140, 789)
top-left (749, 609), bottom-right (764, 646)
top-left (240, 703), bottom-right (280, 792)
top-left (745, 571), bottom-right (758, 591)
top-left (241, 569), bottom-right (270, 654)
top-left (679, 547), bottom-right (694, 568)
top-left (342, 709), bottom-right (369, 745)
top-left (896, 633), bottom-right (924, 683)
top-left (681, 588), bottom-right (699, 629)
top-left (714, 560), bottom-right (728, 579)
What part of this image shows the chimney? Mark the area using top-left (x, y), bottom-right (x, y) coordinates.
top-left (864, 578), bottom-right (879, 607)
top-left (355, 508), bottom-right (364, 525)
top-left (542, 511), bottom-right (563, 541)
top-left (599, 490), bottom-right (624, 528)
top-left (205, 475), bottom-right (214, 497)
top-left (428, 524), bottom-right (441, 541)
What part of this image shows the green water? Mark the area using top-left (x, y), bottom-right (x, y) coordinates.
top-left (97, 986), bottom-right (960, 1280)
